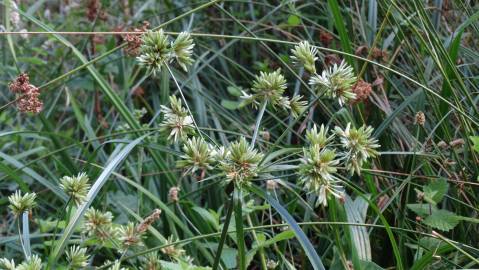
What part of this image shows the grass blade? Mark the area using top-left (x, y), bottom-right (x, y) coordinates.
top-left (49, 135), bottom-right (147, 264)
top-left (250, 186), bottom-right (326, 270)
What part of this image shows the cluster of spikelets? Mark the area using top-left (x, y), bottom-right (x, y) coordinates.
top-left (240, 69), bottom-right (308, 119)
top-left (174, 135), bottom-right (264, 186)
top-left (136, 29), bottom-right (194, 74)
top-left (0, 255), bottom-right (42, 270)
top-left (291, 41), bottom-right (367, 106)
top-left (2, 172), bottom-right (197, 269)
top-left (173, 122), bottom-right (379, 206)
top-left (299, 124), bottom-right (380, 206)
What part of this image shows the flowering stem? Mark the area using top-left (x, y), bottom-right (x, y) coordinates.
top-left (251, 101), bottom-right (267, 146)
top-left (22, 211), bottom-right (31, 258)
top-left (234, 188), bottom-right (246, 270)
top-left (165, 64), bottom-right (203, 139)
top-left (212, 195), bottom-right (234, 270)
top-left (0, 95), bottom-right (22, 112)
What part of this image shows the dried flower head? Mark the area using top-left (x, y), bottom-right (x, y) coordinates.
top-left (60, 172), bottom-right (90, 206)
top-left (299, 145), bottom-right (343, 207)
top-left (171, 32), bottom-right (195, 71)
top-left (86, 0), bottom-right (106, 21)
top-left (9, 73), bottom-right (43, 114)
top-left (123, 21), bottom-right (149, 56)
top-left (168, 186), bottom-right (180, 203)
top-left (415, 111), bottom-right (426, 126)
top-left (160, 96), bottom-right (195, 142)
top-left (334, 123), bottom-right (380, 175)
top-left (177, 137), bottom-right (215, 175)
top-left (17, 255), bottom-right (42, 270)
top-left (288, 95), bottom-right (308, 119)
top-left (84, 208), bottom-right (115, 243)
top-left (8, 191), bottom-right (37, 217)
top-left (248, 69), bottom-right (287, 107)
top-left (136, 209), bottom-right (162, 234)
top-left (266, 179), bottom-right (279, 190)
top-left (219, 137), bottom-right (264, 186)
top-left (137, 29), bottom-right (172, 74)
top-left (351, 79), bottom-right (372, 104)
top-left (324, 54), bottom-right (342, 66)
top-left (449, 138), bottom-right (465, 148)
top-left (319, 31), bottom-right (334, 47)
top-left (118, 222), bottom-right (144, 249)
top-left (17, 85), bottom-right (43, 114)
top-left (66, 245), bottom-right (89, 269)
top-left (8, 73), bottom-right (30, 93)
top-left (306, 124), bottom-right (334, 149)
top-left (309, 60), bottom-right (357, 106)
top-left (291, 41), bottom-right (318, 74)
top-left (161, 236), bottom-right (186, 259)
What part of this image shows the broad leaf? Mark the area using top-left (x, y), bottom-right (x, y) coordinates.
top-left (423, 209), bottom-right (460, 232)
top-left (407, 203), bottom-right (437, 217)
top-left (423, 178), bottom-right (448, 205)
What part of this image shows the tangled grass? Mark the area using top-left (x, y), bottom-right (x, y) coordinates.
top-left (1, 0), bottom-right (479, 269)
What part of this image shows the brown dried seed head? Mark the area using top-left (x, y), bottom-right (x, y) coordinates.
top-left (266, 179), bottom-right (278, 190)
top-left (136, 209), bottom-right (162, 233)
top-left (324, 54), bottom-right (342, 66)
top-left (319, 30), bottom-right (333, 47)
top-left (17, 85), bottom-right (43, 114)
top-left (415, 111), bottom-right (426, 126)
top-left (449, 138), bottom-right (465, 148)
top-left (355, 45), bottom-right (368, 56)
top-left (168, 186), bottom-right (180, 202)
top-left (123, 21), bottom-right (149, 56)
top-left (9, 73), bottom-right (30, 93)
top-left (437, 141), bottom-right (448, 149)
top-left (351, 80), bottom-right (372, 104)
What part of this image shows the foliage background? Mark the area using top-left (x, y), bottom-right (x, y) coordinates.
top-left (1, 0), bottom-right (479, 269)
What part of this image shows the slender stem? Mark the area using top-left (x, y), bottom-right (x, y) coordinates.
top-left (0, 95), bottom-right (22, 112)
top-left (212, 196), bottom-right (234, 270)
top-left (234, 188), bottom-right (246, 270)
top-left (251, 101), bottom-right (267, 146)
top-left (22, 211), bottom-right (31, 258)
top-left (17, 217), bottom-right (27, 259)
top-left (165, 64), bottom-right (204, 139)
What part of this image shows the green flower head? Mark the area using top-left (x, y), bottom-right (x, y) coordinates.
top-left (334, 123), bottom-right (380, 175)
top-left (250, 69), bottom-right (287, 107)
top-left (299, 145), bottom-right (343, 207)
top-left (177, 137), bottom-right (215, 176)
top-left (306, 124), bottom-right (334, 149)
top-left (219, 137), bottom-right (264, 186)
top-left (171, 32), bottom-right (195, 71)
top-left (60, 172), bottom-right (90, 206)
top-left (160, 96), bottom-right (195, 142)
top-left (291, 41), bottom-right (318, 74)
top-left (137, 29), bottom-right (172, 74)
top-left (8, 191), bottom-right (37, 217)
top-left (309, 60), bottom-right (357, 106)
top-left (66, 245), bottom-right (90, 269)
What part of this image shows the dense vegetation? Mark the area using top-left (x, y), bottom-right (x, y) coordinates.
top-left (1, 0), bottom-right (479, 269)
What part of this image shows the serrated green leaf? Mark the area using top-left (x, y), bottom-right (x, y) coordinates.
top-left (423, 178), bottom-right (448, 205)
top-left (423, 209), bottom-right (460, 232)
top-left (407, 203), bottom-right (437, 217)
